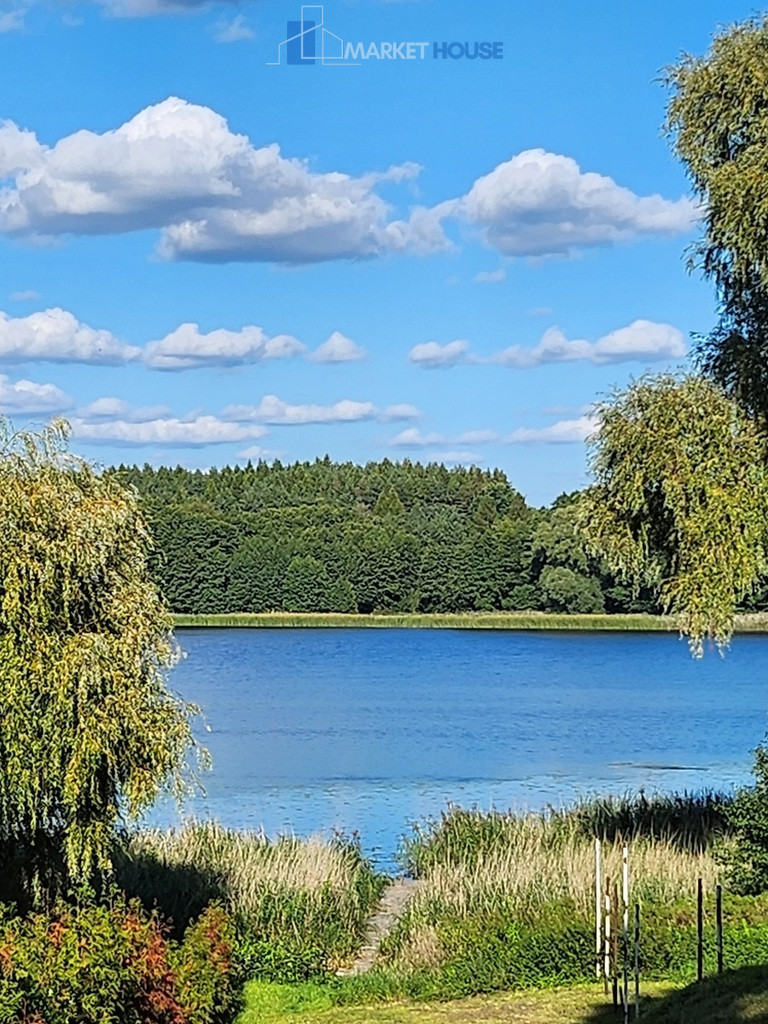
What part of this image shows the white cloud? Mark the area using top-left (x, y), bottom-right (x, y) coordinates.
top-left (143, 322), bottom-right (304, 370)
top-left (474, 268), bottom-right (506, 284)
top-left (380, 403), bottom-right (420, 421)
top-left (77, 397), bottom-right (171, 421)
top-left (425, 450), bottom-right (483, 465)
top-left (456, 149), bottom-right (698, 258)
top-left (89, 0), bottom-right (241, 16)
top-left (0, 98), bottom-right (443, 264)
top-left (9, 290), bottom-right (41, 301)
top-left (309, 331), bottom-right (366, 363)
top-left (506, 415), bottom-right (598, 444)
top-left (223, 395), bottom-right (419, 425)
top-left (237, 444), bottom-right (282, 461)
top-left (0, 308), bottom-right (140, 364)
top-left (0, 5), bottom-right (27, 32)
top-left (494, 320), bottom-right (686, 367)
top-left (0, 373), bottom-right (72, 413)
top-left (389, 427), bottom-right (498, 447)
top-left (211, 13), bottom-right (254, 41)
top-left (409, 339), bottom-right (469, 369)
top-left (70, 414), bottom-right (267, 446)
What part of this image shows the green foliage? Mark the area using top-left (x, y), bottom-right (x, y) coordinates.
top-left (0, 897), bottom-right (237, 1024)
top-left (665, 16), bottom-right (768, 424)
top-left (116, 825), bottom-right (386, 975)
top-left (0, 419), bottom-right (200, 902)
top-left (581, 374), bottom-right (768, 654)
top-left (112, 458), bottom-right (663, 618)
top-left (719, 744), bottom-right (768, 895)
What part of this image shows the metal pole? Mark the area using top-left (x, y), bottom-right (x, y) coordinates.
top-left (604, 880), bottom-right (611, 996)
top-left (612, 881), bottom-right (620, 1008)
top-left (634, 903), bottom-right (640, 1018)
top-left (595, 838), bottom-right (602, 980)
top-left (716, 884), bottom-right (723, 975)
top-left (622, 845), bottom-right (629, 935)
top-left (697, 877), bottom-right (704, 983)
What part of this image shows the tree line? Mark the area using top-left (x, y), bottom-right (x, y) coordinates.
top-left (111, 458), bottom-right (668, 616)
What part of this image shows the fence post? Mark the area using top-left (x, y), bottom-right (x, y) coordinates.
top-left (634, 902), bottom-right (640, 1018)
top-left (716, 883), bottom-right (723, 975)
top-left (595, 838), bottom-right (602, 980)
top-left (604, 880), bottom-right (611, 996)
top-left (697, 877), bottom-right (704, 983)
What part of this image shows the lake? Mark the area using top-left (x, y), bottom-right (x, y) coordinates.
top-left (148, 627), bottom-right (768, 869)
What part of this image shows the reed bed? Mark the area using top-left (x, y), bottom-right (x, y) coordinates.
top-left (386, 806), bottom-right (724, 972)
top-left (117, 823), bottom-right (384, 960)
top-left (173, 611), bottom-right (674, 630)
top-left (173, 611), bottom-right (768, 631)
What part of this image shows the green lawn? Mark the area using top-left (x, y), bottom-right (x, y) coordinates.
top-left (172, 611), bottom-right (768, 632)
top-left (237, 972), bottom-right (768, 1024)
top-left (235, 980), bottom-right (679, 1024)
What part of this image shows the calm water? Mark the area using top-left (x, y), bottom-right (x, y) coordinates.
top-left (148, 628), bottom-right (768, 869)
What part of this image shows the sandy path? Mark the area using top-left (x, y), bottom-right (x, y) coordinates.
top-left (337, 878), bottom-right (423, 976)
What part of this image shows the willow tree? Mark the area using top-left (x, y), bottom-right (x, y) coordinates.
top-left (665, 16), bottom-right (768, 423)
top-left (580, 374), bottom-right (768, 655)
top-left (0, 418), bottom-right (200, 901)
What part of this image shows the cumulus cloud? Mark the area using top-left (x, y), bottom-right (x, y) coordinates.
top-left (211, 13), bottom-right (254, 41)
top-left (379, 403), bottom-right (420, 421)
top-left (9, 290), bottom-right (41, 301)
top-left (222, 395), bottom-right (417, 426)
top-left (77, 397), bottom-right (171, 421)
top-left (506, 415), bottom-right (598, 444)
top-left (309, 331), bottom-right (366, 363)
top-left (454, 149), bottom-right (698, 258)
top-left (493, 320), bottom-right (686, 367)
top-left (0, 373), bottom-right (72, 413)
top-left (474, 268), bottom-right (506, 284)
top-left (409, 339), bottom-right (469, 369)
top-left (143, 322), bottom-right (304, 370)
top-left (237, 444), bottom-right (283, 461)
top-left (0, 97), bottom-right (443, 264)
top-left (70, 414), bottom-right (267, 446)
top-left (0, 308), bottom-right (139, 364)
top-left (389, 427), bottom-right (498, 447)
top-left (88, 0), bottom-right (244, 17)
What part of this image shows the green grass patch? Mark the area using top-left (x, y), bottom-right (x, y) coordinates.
top-left (236, 979), bottom-right (680, 1024)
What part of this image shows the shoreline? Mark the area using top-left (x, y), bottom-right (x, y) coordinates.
top-left (172, 610), bottom-right (768, 632)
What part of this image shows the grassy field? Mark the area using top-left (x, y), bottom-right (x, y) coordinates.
top-left (236, 979), bottom-right (680, 1024)
top-left (172, 611), bottom-right (768, 632)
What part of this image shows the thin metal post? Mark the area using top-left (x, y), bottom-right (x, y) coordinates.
top-left (604, 880), bottom-right (611, 996)
top-left (612, 881), bottom-right (620, 1007)
top-left (716, 884), bottom-right (723, 974)
top-left (697, 877), bottom-right (704, 983)
top-left (595, 839), bottom-right (602, 980)
top-left (634, 903), bottom-right (640, 1018)
top-left (622, 845), bottom-right (629, 935)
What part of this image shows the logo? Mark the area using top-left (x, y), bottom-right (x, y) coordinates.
top-left (267, 5), bottom-right (358, 66)
top-left (267, 5), bottom-right (503, 67)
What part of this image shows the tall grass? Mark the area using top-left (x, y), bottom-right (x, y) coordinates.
top-left (116, 824), bottom-right (385, 968)
top-left (172, 611), bottom-right (768, 631)
top-left (173, 611), bottom-right (674, 630)
top-left (385, 804), bottom-right (726, 974)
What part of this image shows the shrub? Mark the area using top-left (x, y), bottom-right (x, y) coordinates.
top-left (0, 897), bottom-right (238, 1024)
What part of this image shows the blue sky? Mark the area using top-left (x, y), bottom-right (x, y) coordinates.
top-left (0, 0), bottom-right (757, 504)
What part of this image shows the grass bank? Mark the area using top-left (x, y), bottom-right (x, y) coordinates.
top-left (172, 610), bottom-right (768, 632)
top-left (236, 979), bottom-right (679, 1024)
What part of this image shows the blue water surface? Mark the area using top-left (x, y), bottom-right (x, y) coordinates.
top-left (147, 628), bottom-right (768, 869)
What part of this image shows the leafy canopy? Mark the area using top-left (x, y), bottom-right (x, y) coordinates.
top-left (580, 374), bottom-right (768, 655)
top-left (0, 419), bottom-right (201, 896)
top-left (665, 16), bottom-right (768, 422)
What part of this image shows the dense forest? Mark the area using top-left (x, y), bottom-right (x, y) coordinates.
top-left (112, 458), bottom-right (682, 616)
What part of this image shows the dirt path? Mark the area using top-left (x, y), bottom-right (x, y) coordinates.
top-left (337, 878), bottom-right (423, 976)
